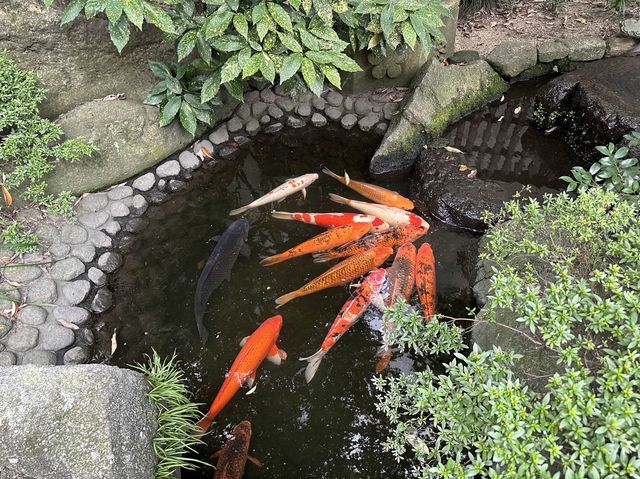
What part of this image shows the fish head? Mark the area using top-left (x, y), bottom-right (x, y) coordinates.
top-left (408, 213), bottom-right (430, 230)
top-left (373, 246), bottom-right (394, 263)
top-left (232, 420), bottom-right (252, 439)
top-left (301, 173), bottom-right (320, 184)
top-left (230, 217), bottom-right (251, 236)
top-left (366, 268), bottom-right (387, 288)
top-left (418, 242), bottom-right (433, 257)
top-left (262, 314), bottom-right (283, 337)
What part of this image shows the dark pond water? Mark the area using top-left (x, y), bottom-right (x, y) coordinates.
top-left (99, 124), bottom-right (478, 478)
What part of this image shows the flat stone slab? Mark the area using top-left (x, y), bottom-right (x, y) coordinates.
top-left (0, 365), bottom-right (157, 479)
top-left (486, 42), bottom-right (537, 77)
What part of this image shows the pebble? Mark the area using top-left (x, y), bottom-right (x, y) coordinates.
top-left (227, 116), bottom-right (244, 133)
top-left (88, 267), bottom-right (107, 286)
top-left (36, 321), bottom-right (75, 351)
top-left (147, 191), bottom-right (166, 204)
top-left (107, 186), bottom-right (133, 200)
top-left (0, 316), bottom-right (12, 339)
top-left (327, 91), bottom-right (343, 107)
top-left (209, 124), bottom-right (229, 145)
top-left (259, 114), bottom-right (271, 125)
top-left (60, 225), bottom-right (88, 245)
top-left (53, 306), bottom-right (90, 326)
top-left (0, 284), bottom-right (20, 311)
top-left (70, 243), bottom-right (96, 262)
top-left (296, 103), bottom-right (312, 117)
top-left (6, 326), bottom-right (39, 352)
top-left (246, 119), bottom-right (261, 136)
top-left (374, 122), bottom-right (388, 136)
top-left (311, 113), bottom-right (327, 127)
top-left (156, 160), bottom-right (181, 178)
top-left (98, 252), bottom-right (122, 273)
top-left (132, 173), bottom-right (156, 192)
top-left (286, 116), bottom-right (306, 128)
top-left (156, 179), bottom-right (167, 191)
top-left (260, 88), bottom-right (276, 103)
top-left (264, 123), bottom-right (283, 134)
top-left (383, 102), bottom-right (398, 120)
top-left (344, 97), bottom-right (354, 110)
top-left (23, 350), bottom-right (57, 365)
top-left (50, 257), bottom-right (85, 281)
top-left (354, 98), bottom-right (373, 116)
top-left (245, 90), bottom-right (260, 102)
top-left (17, 306), bottom-right (47, 326)
top-left (109, 202), bottom-right (130, 217)
top-left (2, 265), bottom-right (42, 283)
top-left (268, 104), bottom-right (284, 119)
top-left (234, 135), bottom-right (250, 146)
top-left (78, 211), bottom-right (109, 229)
top-left (61, 280), bottom-right (91, 305)
top-left (168, 180), bottom-right (186, 192)
top-left (358, 113), bottom-right (381, 132)
top-left (341, 113), bottom-right (358, 130)
top-left (49, 242), bottom-right (70, 258)
top-left (252, 101), bottom-right (268, 117)
top-left (35, 224), bottom-right (59, 244)
top-left (63, 346), bottom-right (88, 365)
top-left (130, 195), bottom-right (148, 215)
top-left (0, 351), bottom-right (16, 366)
top-left (91, 288), bottom-right (113, 313)
top-left (178, 151), bottom-right (200, 171)
top-left (218, 145), bottom-right (239, 158)
top-left (325, 106), bottom-right (343, 121)
top-left (275, 96), bottom-right (295, 112)
top-left (312, 97), bottom-right (326, 110)
top-left (25, 277), bottom-right (57, 303)
top-left (237, 103), bottom-right (252, 121)
top-left (79, 328), bottom-right (95, 346)
top-left (78, 193), bottom-right (108, 212)
top-left (193, 140), bottom-right (214, 155)
top-left (102, 221), bottom-right (121, 236)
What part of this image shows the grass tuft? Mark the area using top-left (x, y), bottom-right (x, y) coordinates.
top-left (132, 350), bottom-right (210, 479)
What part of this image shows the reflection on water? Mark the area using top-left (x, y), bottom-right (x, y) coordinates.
top-left (99, 125), bottom-right (478, 478)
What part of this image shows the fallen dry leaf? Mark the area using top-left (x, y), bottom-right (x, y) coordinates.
top-left (445, 146), bottom-right (465, 154)
top-left (500, 95), bottom-right (505, 102)
top-left (498, 115), bottom-right (505, 122)
top-left (545, 126), bottom-right (559, 135)
top-left (57, 319), bottom-right (80, 330)
top-left (2, 185), bottom-right (12, 207)
top-left (459, 164), bottom-right (469, 172)
top-left (514, 106), bottom-right (522, 115)
top-left (111, 328), bottom-right (118, 355)
top-left (467, 169), bottom-right (478, 179)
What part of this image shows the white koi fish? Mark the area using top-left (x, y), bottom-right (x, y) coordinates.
top-left (229, 173), bottom-right (319, 216)
top-left (328, 194), bottom-right (429, 229)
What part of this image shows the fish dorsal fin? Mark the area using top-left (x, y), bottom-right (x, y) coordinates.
top-left (302, 187), bottom-right (307, 200)
top-left (239, 336), bottom-right (249, 347)
top-left (344, 171), bottom-right (350, 185)
top-left (248, 455), bottom-right (263, 467)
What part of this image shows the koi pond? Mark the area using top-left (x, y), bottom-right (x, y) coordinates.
top-left (98, 80), bottom-right (575, 478)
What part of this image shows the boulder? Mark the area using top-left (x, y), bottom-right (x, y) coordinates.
top-left (370, 59), bottom-right (507, 179)
top-left (562, 37), bottom-right (606, 62)
top-left (486, 42), bottom-right (538, 77)
top-left (0, 365), bottom-right (157, 479)
top-left (534, 57), bottom-right (640, 160)
top-left (0, 0), bottom-right (173, 118)
top-left (622, 18), bottom-right (640, 39)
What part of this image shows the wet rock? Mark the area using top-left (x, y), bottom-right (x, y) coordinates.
top-left (132, 173), bottom-right (156, 192)
top-left (25, 276), bottom-right (57, 303)
top-left (109, 201), bottom-right (130, 217)
top-left (383, 102), bottom-right (398, 120)
top-left (374, 122), bottom-right (388, 136)
top-left (88, 267), bottom-right (107, 287)
top-left (148, 190), bottom-right (168, 205)
top-left (17, 306), bottom-right (47, 326)
top-left (50, 242), bottom-right (70, 258)
top-left (156, 160), bottom-right (180, 178)
top-left (51, 257), bottom-right (85, 281)
top-left (36, 320), bottom-right (75, 351)
top-left (327, 91), bottom-right (343, 107)
top-left (341, 113), bottom-right (358, 130)
top-left (312, 97), bottom-right (326, 110)
top-left (275, 96), bottom-right (295, 112)
top-left (5, 326), bottom-right (39, 352)
top-left (209, 124), bottom-right (229, 144)
top-left (311, 113), bottom-right (327, 127)
top-left (124, 218), bottom-right (148, 234)
top-left (0, 351), bottom-right (16, 366)
top-left (259, 114), bottom-right (271, 125)
top-left (91, 288), bottom-right (114, 313)
top-left (354, 98), bottom-right (373, 116)
top-left (35, 223), bottom-right (59, 245)
top-left (60, 225), bottom-right (88, 245)
top-left (296, 103), bottom-right (312, 117)
top-left (64, 346), bottom-right (88, 365)
top-left (514, 62), bottom-right (555, 82)
top-left (70, 243), bottom-right (96, 263)
top-left (260, 87), bottom-right (276, 103)
top-left (156, 179), bottom-right (167, 191)
top-left (78, 193), bottom-right (109, 212)
top-left (358, 114), bottom-right (380, 132)
top-left (102, 221), bottom-right (121, 236)
top-left (227, 115), bottom-right (244, 133)
top-left (268, 104), bottom-right (284, 120)
top-left (245, 119), bottom-right (261, 136)
top-left (98, 252), bottom-right (122, 274)
top-left (61, 280), bottom-right (91, 306)
top-left (537, 40), bottom-right (570, 63)
top-left (237, 103), bottom-right (251, 121)
top-left (23, 350), bottom-right (57, 365)
top-left (622, 18), bottom-right (640, 39)
top-left (286, 116), bottom-right (306, 128)
top-left (107, 186), bottom-right (133, 201)
top-left (78, 211), bottom-right (110, 229)
top-left (563, 37), bottom-right (606, 61)
top-left (325, 106), bottom-right (343, 121)
top-left (486, 42), bottom-right (537, 77)
top-left (53, 306), bottom-right (90, 326)
top-left (178, 151), bottom-right (200, 171)
top-left (89, 229), bottom-right (113, 248)
top-left (193, 140), bottom-right (213, 156)
top-left (0, 317), bottom-right (12, 340)
top-left (130, 195), bottom-right (148, 216)
top-left (252, 101), bottom-right (268, 117)
top-left (450, 50), bottom-right (481, 64)
top-left (168, 180), bottom-right (186, 192)
top-left (2, 264), bottom-right (42, 283)
top-left (606, 36), bottom-right (639, 57)
top-left (264, 123), bottom-right (283, 134)
top-left (79, 328), bottom-right (95, 346)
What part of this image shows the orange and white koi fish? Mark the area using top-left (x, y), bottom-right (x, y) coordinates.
top-left (312, 224), bottom-right (428, 263)
top-left (260, 223), bottom-right (371, 267)
top-left (229, 173), bottom-right (319, 216)
top-left (323, 167), bottom-right (414, 210)
top-left (275, 246), bottom-right (393, 308)
top-left (300, 268), bottom-right (387, 382)
top-left (416, 243), bottom-right (437, 321)
top-left (196, 316), bottom-right (286, 432)
top-left (271, 211), bottom-right (389, 233)
top-left (329, 194), bottom-right (428, 229)
top-left (212, 420), bottom-right (262, 479)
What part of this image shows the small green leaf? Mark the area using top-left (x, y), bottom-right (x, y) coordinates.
top-left (242, 53), bottom-right (263, 78)
top-left (109, 15), bottom-right (131, 53)
top-left (177, 30), bottom-right (198, 62)
top-left (400, 21), bottom-right (417, 49)
top-left (267, 2), bottom-right (293, 32)
top-left (197, 32), bottom-right (212, 64)
top-left (143, 1), bottom-right (177, 34)
top-left (84, 0), bottom-right (103, 18)
top-left (221, 54), bottom-right (243, 83)
top-left (278, 32), bottom-right (303, 52)
top-left (330, 52), bottom-right (361, 72)
top-left (260, 52), bottom-right (276, 83)
top-left (148, 60), bottom-right (172, 79)
top-left (313, 0), bottom-right (333, 24)
top-left (179, 101), bottom-right (197, 136)
top-left (60, 0), bottom-right (86, 25)
top-left (160, 96), bottom-right (182, 127)
top-left (201, 70), bottom-right (222, 103)
top-left (302, 0), bottom-right (312, 13)
top-left (256, 18), bottom-right (270, 41)
top-left (43, 0), bottom-right (55, 7)
top-left (144, 92), bottom-right (165, 106)
top-left (224, 79), bottom-right (244, 101)
top-left (148, 81), bottom-right (168, 96)
top-left (204, 9), bottom-right (234, 39)
top-left (380, 6), bottom-right (394, 40)
top-left (252, 1), bottom-right (266, 24)
top-left (299, 30), bottom-right (320, 50)
top-left (122, 0), bottom-right (144, 30)
top-left (226, 0), bottom-right (240, 11)
top-left (211, 35), bottom-right (247, 52)
top-left (301, 57), bottom-right (317, 89)
top-left (105, 0), bottom-right (123, 24)
top-left (319, 64), bottom-right (341, 89)
top-left (193, 107), bottom-right (212, 125)
top-left (233, 13), bottom-right (249, 38)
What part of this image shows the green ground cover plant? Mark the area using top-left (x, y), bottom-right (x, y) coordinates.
top-left (375, 187), bottom-right (640, 478)
top-left (41, 0), bottom-right (449, 134)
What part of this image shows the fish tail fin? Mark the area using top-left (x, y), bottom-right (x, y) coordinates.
top-left (328, 193), bottom-right (350, 206)
top-left (300, 349), bottom-right (326, 383)
top-left (344, 171), bottom-right (350, 185)
top-left (195, 413), bottom-right (215, 432)
top-left (229, 205), bottom-right (250, 216)
top-left (195, 309), bottom-right (209, 344)
top-left (322, 167), bottom-right (343, 183)
top-left (275, 290), bottom-right (300, 308)
top-left (271, 211), bottom-right (294, 221)
top-left (311, 251), bottom-right (331, 263)
top-left (259, 254), bottom-right (286, 267)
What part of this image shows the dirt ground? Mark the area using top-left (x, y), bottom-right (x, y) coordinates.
top-left (455, 0), bottom-right (640, 55)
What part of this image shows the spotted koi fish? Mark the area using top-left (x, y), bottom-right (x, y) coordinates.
top-left (260, 223), bottom-right (371, 267)
top-left (329, 194), bottom-right (428, 229)
top-left (312, 224), bottom-right (428, 263)
top-left (229, 173), bottom-right (319, 216)
top-left (323, 167), bottom-right (414, 210)
top-left (275, 246), bottom-right (393, 308)
top-left (416, 243), bottom-right (437, 321)
top-left (300, 268), bottom-right (387, 383)
top-left (212, 420), bottom-right (262, 479)
top-left (271, 211), bottom-right (389, 233)
top-left (196, 316), bottom-right (286, 432)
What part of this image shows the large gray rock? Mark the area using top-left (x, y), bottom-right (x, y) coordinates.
top-left (370, 59), bottom-right (507, 179)
top-left (486, 42), bottom-right (538, 77)
top-left (0, 365), bottom-right (157, 478)
top-left (0, 0), bottom-right (173, 118)
top-left (562, 37), bottom-right (606, 62)
top-left (622, 18), bottom-right (640, 39)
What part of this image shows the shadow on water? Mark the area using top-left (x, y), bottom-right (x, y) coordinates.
top-left (98, 124), bottom-right (478, 478)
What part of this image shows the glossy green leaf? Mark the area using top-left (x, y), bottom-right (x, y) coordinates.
top-left (313, 0), bottom-right (333, 24)
top-left (260, 52), bottom-right (276, 83)
top-left (104, 0), bottom-right (123, 23)
top-left (177, 30), bottom-right (198, 62)
top-left (233, 13), bottom-right (249, 38)
top-left (143, 2), bottom-right (177, 34)
top-left (179, 101), bottom-right (197, 136)
top-left (84, 0), bottom-right (103, 18)
top-left (220, 54), bottom-right (243, 83)
top-left (319, 64), bottom-right (340, 89)
top-left (108, 14), bottom-right (131, 53)
top-left (224, 79), bottom-right (244, 101)
top-left (60, 0), bottom-right (86, 25)
top-left (279, 53), bottom-right (303, 84)
top-left (204, 9), bottom-right (234, 39)
top-left (201, 70), bottom-right (222, 103)
top-left (278, 32), bottom-right (303, 52)
top-left (159, 96), bottom-right (182, 127)
top-left (148, 60), bottom-right (173, 79)
top-left (400, 20), bottom-right (416, 49)
top-left (300, 57), bottom-right (317, 89)
top-left (242, 54), bottom-right (263, 78)
top-left (122, 0), bottom-right (144, 30)
top-left (267, 2), bottom-right (293, 32)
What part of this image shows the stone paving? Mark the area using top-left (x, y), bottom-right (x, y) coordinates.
top-left (0, 86), bottom-right (401, 365)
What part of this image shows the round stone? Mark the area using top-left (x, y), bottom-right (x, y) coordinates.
top-left (237, 103), bottom-right (251, 120)
top-left (2, 265), bottom-right (42, 283)
top-left (79, 328), bottom-right (95, 345)
top-left (35, 224), bottom-right (59, 244)
top-left (343, 97), bottom-right (354, 110)
top-left (50, 257), bottom-right (85, 281)
top-left (25, 277), bottom-right (57, 303)
top-left (354, 98), bottom-right (373, 116)
top-left (372, 64), bottom-right (386, 79)
top-left (107, 186), bottom-right (133, 200)
top-left (268, 104), bottom-right (284, 119)
top-left (243, 119), bottom-right (259, 136)
top-left (209, 125), bottom-right (229, 145)
top-left (53, 306), bottom-right (90, 326)
top-left (87, 267), bottom-right (107, 286)
top-left (252, 101), bottom-right (268, 117)
top-left (88, 229), bottom-right (113, 248)
top-left (36, 321), bottom-right (75, 351)
top-left (358, 113), bottom-right (381, 132)
top-left (383, 102), bottom-right (398, 120)
top-left (194, 140), bottom-right (214, 156)
top-left (78, 193), bottom-right (108, 212)
top-left (259, 114), bottom-right (271, 125)
top-left (168, 180), bottom-right (186, 192)
top-left (49, 242), bottom-right (70, 258)
top-left (275, 97), bottom-right (295, 113)
top-left (0, 284), bottom-right (20, 311)
top-left (98, 252), bottom-right (122, 273)
top-left (264, 123), bottom-right (283, 134)
top-left (23, 350), bottom-right (57, 365)
top-left (387, 63), bottom-right (402, 78)
top-left (0, 351), bottom-right (16, 366)
top-left (156, 179), bottom-right (166, 191)
top-left (0, 316), bottom-right (12, 339)
top-left (325, 106), bottom-right (343, 121)
top-left (312, 97), bottom-right (326, 110)
top-left (109, 201), bottom-right (130, 217)
top-left (286, 116), bottom-right (306, 128)
top-left (149, 191), bottom-right (168, 205)
top-left (621, 18), bottom-right (640, 39)
top-left (130, 195), bottom-right (148, 216)
top-left (64, 346), bottom-right (88, 365)
top-left (260, 88), bottom-right (276, 102)
top-left (178, 151), bottom-right (200, 171)
top-left (60, 225), bottom-right (88, 245)
top-left (78, 211), bottom-right (109, 229)
top-left (311, 113), bottom-right (327, 127)
top-left (17, 306), bottom-right (47, 326)
top-left (102, 221), bottom-right (121, 236)
top-left (227, 116), bottom-right (244, 133)
top-left (132, 172), bottom-right (156, 192)
top-left (296, 103), bottom-right (312, 117)
top-left (341, 113), bottom-right (358, 130)
top-left (70, 243), bottom-right (96, 262)
top-left (6, 326), bottom-right (39, 352)
top-left (374, 122), bottom-right (388, 136)
top-left (327, 91), bottom-right (343, 107)
top-left (61, 280), bottom-right (91, 306)
top-left (156, 160), bottom-right (181, 178)
top-left (91, 288), bottom-right (113, 314)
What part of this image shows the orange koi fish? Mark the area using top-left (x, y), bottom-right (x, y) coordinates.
top-left (196, 316), bottom-right (286, 432)
top-left (329, 194), bottom-right (428, 229)
top-left (275, 246), bottom-right (393, 308)
top-left (212, 420), bottom-right (262, 479)
top-left (260, 223), bottom-right (371, 267)
top-left (300, 269), bottom-right (387, 383)
top-left (271, 211), bottom-right (389, 233)
top-left (416, 243), bottom-right (437, 321)
top-left (323, 167), bottom-right (414, 210)
top-left (312, 224), bottom-right (428, 263)
top-left (229, 173), bottom-right (319, 216)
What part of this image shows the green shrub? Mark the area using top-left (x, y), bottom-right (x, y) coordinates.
top-left (42, 0), bottom-right (449, 135)
top-left (375, 188), bottom-right (640, 478)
